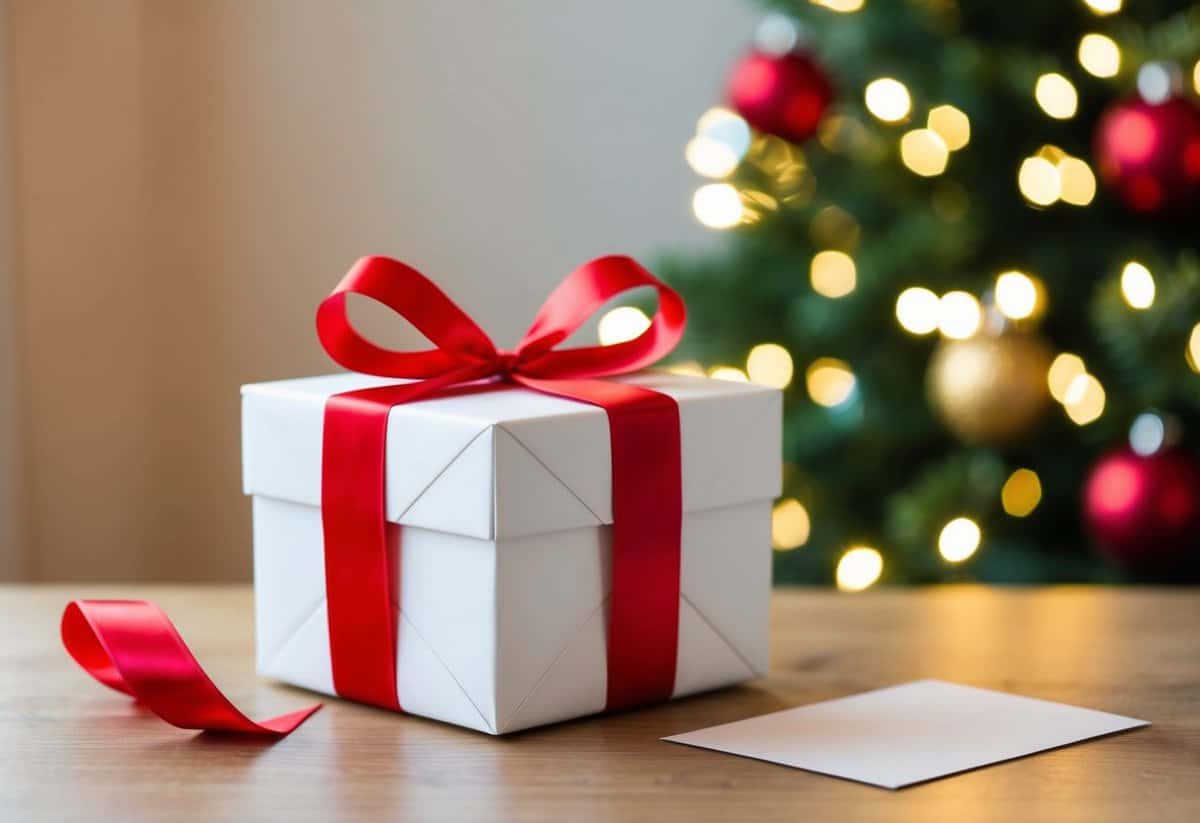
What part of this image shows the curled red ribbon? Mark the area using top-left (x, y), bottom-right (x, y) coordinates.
top-left (62, 600), bottom-right (320, 735)
top-left (318, 255), bottom-right (687, 714)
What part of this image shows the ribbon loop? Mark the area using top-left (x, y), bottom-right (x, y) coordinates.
top-left (513, 255), bottom-right (687, 379)
top-left (316, 256), bottom-right (498, 378)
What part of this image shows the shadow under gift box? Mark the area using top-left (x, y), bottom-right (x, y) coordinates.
top-left (241, 371), bottom-right (781, 734)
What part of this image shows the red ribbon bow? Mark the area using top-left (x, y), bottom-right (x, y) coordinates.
top-left (317, 255), bottom-right (688, 714)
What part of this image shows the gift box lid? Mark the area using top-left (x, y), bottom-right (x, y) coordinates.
top-left (242, 371), bottom-right (781, 540)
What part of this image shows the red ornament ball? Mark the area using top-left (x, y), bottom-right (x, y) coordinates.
top-left (1083, 447), bottom-right (1200, 570)
top-left (1093, 95), bottom-right (1200, 213)
top-left (727, 49), bottom-right (832, 144)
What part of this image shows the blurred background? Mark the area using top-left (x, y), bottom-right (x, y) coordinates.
top-left (3, 1), bottom-right (1199, 587)
top-left (0, 0), bottom-right (755, 581)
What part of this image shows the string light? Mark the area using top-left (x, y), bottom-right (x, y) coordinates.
top-left (666, 361), bottom-right (706, 377)
top-left (772, 498), bottom-right (811, 550)
top-left (811, 0), bottom-right (864, 11)
top-left (1057, 157), bottom-right (1097, 206)
top-left (836, 546), bottom-right (883, 592)
top-left (696, 107), bottom-right (752, 155)
top-left (746, 343), bottom-right (795, 388)
top-left (864, 78), bottom-right (912, 123)
top-left (709, 365), bottom-right (750, 382)
top-left (927, 104), bottom-right (971, 151)
top-left (1078, 33), bottom-right (1121, 78)
top-left (994, 271), bottom-right (1041, 320)
top-left (1018, 156), bottom-right (1062, 206)
top-left (1194, 60), bottom-right (1200, 95)
top-left (688, 108), bottom-right (752, 180)
top-left (938, 517), bottom-right (981, 562)
top-left (597, 306), bottom-right (650, 345)
top-left (895, 287), bottom-right (940, 335)
top-left (938, 291), bottom-right (982, 339)
top-left (1035, 73), bottom-right (1079, 120)
top-left (686, 137), bottom-right (740, 179)
top-left (1047, 353), bottom-right (1087, 402)
top-left (805, 358), bottom-right (856, 407)
top-left (1188, 323), bottom-right (1200, 373)
top-left (1063, 373), bottom-right (1106, 424)
top-left (1120, 261), bottom-right (1155, 309)
top-left (810, 250), bottom-right (857, 298)
top-left (899, 129), bottom-right (950, 177)
top-left (1001, 468), bottom-right (1042, 517)
top-left (692, 183), bottom-right (744, 229)
top-left (1082, 0), bottom-right (1121, 16)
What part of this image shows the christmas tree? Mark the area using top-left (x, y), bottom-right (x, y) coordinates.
top-left (646, 0), bottom-right (1200, 587)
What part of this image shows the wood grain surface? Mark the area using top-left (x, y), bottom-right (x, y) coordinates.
top-left (2, 585), bottom-right (1196, 822)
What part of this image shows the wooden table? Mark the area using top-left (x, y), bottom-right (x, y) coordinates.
top-left (2, 585), bottom-right (1196, 821)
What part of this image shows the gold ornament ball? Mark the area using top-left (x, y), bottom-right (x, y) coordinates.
top-left (927, 333), bottom-right (1053, 445)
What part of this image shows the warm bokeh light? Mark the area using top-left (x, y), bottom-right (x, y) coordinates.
top-left (597, 306), bottom-right (650, 346)
top-left (899, 129), bottom-right (950, 176)
top-left (697, 107), bottom-right (751, 152)
top-left (1078, 33), bottom-right (1121, 78)
top-left (746, 343), bottom-right (795, 388)
top-left (811, 0), bottom-right (864, 11)
top-left (1083, 0), bottom-right (1122, 17)
top-left (895, 287), bottom-right (941, 335)
top-left (1188, 323), bottom-right (1200, 373)
top-left (1018, 156), bottom-right (1061, 206)
top-left (772, 498), bottom-right (811, 550)
top-left (864, 77), bottom-right (912, 123)
top-left (1034, 73), bottom-right (1079, 120)
top-left (1057, 156), bottom-right (1097, 205)
top-left (692, 183), bottom-right (744, 229)
top-left (1047, 352), bottom-right (1086, 402)
top-left (1001, 468), bottom-right (1043, 517)
top-left (927, 104), bottom-right (971, 151)
top-left (1120, 261), bottom-right (1155, 309)
top-left (1194, 60), bottom-right (1200, 95)
top-left (806, 358), bottom-right (857, 407)
top-left (836, 546), bottom-right (883, 592)
top-left (666, 361), bottom-right (706, 377)
top-left (938, 291), bottom-right (982, 339)
top-left (708, 365), bottom-right (749, 382)
top-left (810, 250), bottom-right (857, 297)
top-left (994, 271), bottom-right (1041, 320)
top-left (938, 517), bottom-right (981, 562)
top-left (1063, 373), bottom-right (1106, 425)
top-left (686, 136), bottom-right (740, 178)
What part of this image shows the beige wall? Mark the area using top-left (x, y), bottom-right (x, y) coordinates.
top-left (0, 0), bottom-right (754, 581)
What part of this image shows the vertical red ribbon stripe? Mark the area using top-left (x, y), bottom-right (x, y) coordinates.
top-left (61, 599), bottom-right (320, 735)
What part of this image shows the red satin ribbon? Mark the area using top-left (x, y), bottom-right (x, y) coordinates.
top-left (62, 600), bottom-right (320, 735)
top-left (317, 255), bottom-right (686, 714)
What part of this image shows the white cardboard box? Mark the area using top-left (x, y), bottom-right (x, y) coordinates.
top-left (242, 371), bottom-right (781, 734)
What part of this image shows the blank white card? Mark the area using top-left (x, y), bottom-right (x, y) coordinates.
top-left (663, 679), bottom-right (1147, 789)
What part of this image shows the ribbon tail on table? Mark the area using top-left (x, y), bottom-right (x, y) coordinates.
top-left (61, 599), bottom-right (321, 736)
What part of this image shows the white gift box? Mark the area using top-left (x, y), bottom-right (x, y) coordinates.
top-left (242, 371), bottom-right (781, 734)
